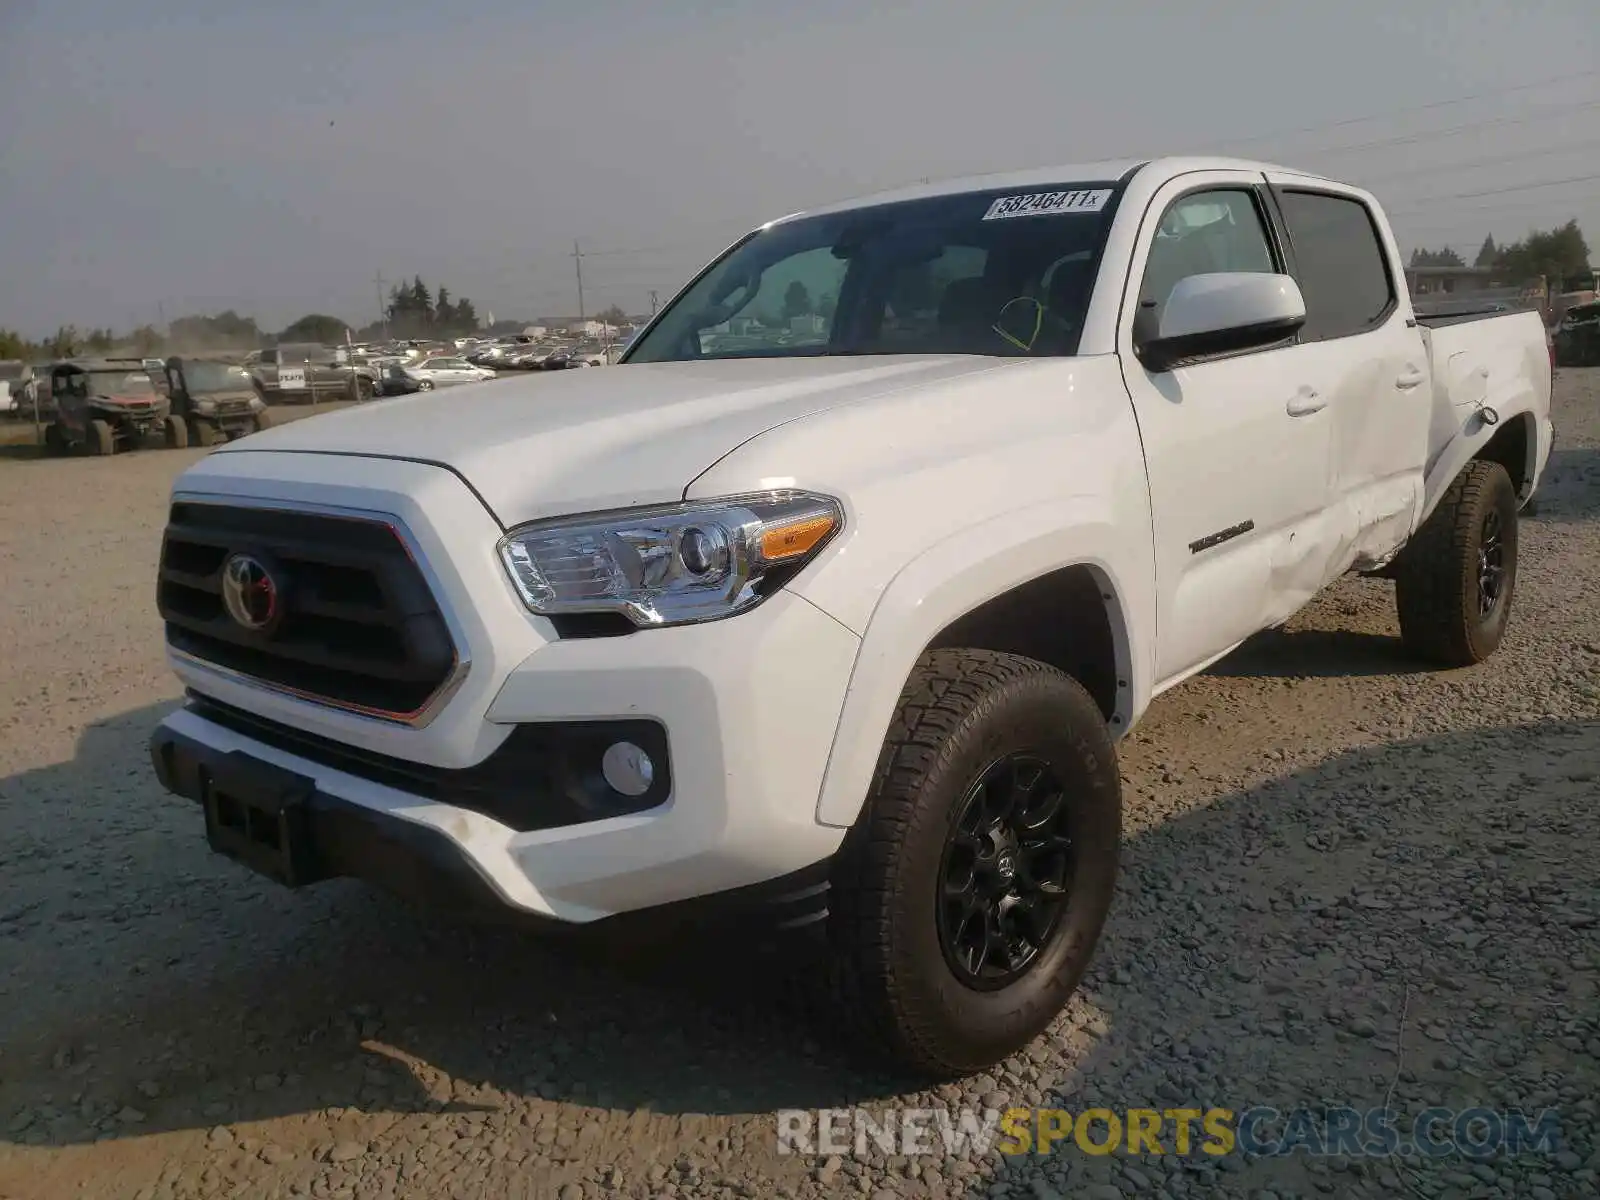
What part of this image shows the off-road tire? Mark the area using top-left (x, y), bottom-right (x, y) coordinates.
top-left (187, 419), bottom-right (219, 447)
top-left (87, 419), bottom-right (115, 457)
top-left (1395, 459), bottom-right (1519, 667)
top-left (252, 410), bottom-right (273, 433)
top-left (828, 648), bottom-right (1122, 1078)
top-left (163, 415), bottom-right (188, 449)
top-left (43, 423), bottom-right (67, 455)
top-left (416, 379), bottom-right (434, 391)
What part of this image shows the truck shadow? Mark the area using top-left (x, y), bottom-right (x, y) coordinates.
top-left (1, 706), bottom-right (1596, 1174)
top-left (1204, 626), bottom-right (1412, 679)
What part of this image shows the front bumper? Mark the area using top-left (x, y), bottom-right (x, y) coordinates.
top-left (149, 714), bottom-right (834, 934)
top-left (152, 454), bottom-right (861, 924)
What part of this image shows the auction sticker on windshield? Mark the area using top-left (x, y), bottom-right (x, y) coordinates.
top-left (982, 189), bottom-right (1111, 220)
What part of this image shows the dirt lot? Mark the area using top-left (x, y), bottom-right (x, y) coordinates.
top-left (2, 375), bottom-right (1598, 1200)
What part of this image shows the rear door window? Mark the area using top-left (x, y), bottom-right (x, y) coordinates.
top-left (1276, 190), bottom-right (1395, 341)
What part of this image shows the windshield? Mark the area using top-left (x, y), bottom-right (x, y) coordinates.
top-left (86, 370), bottom-right (156, 397)
top-left (181, 362), bottom-right (254, 392)
top-left (626, 182), bottom-right (1121, 363)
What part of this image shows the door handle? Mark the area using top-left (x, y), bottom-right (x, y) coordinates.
top-left (1286, 386), bottom-right (1326, 417)
top-left (1395, 367), bottom-right (1427, 390)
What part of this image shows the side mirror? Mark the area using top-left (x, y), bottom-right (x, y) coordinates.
top-left (1135, 272), bottom-right (1305, 372)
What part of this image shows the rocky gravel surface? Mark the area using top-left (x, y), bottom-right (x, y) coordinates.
top-left (2, 373), bottom-right (1598, 1200)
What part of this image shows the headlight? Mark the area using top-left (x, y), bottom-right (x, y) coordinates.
top-left (498, 490), bottom-right (843, 627)
top-left (195, 399), bottom-right (217, 414)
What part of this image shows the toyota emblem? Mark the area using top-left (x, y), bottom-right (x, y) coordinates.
top-left (221, 554), bottom-right (281, 632)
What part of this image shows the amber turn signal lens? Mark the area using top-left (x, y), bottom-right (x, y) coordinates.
top-left (760, 514), bottom-right (836, 561)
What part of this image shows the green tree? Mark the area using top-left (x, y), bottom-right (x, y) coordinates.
top-left (782, 281), bottom-right (813, 319)
top-left (0, 329), bottom-right (32, 360)
top-left (452, 297), bottom-right (479, 333)
top-left (47, 326), bottom-right (81, 358)
top-left (1409, 246), bottom-right (1464, 268)
top-left (169, 310), bottom-right (261, 350)
top-left (1474, 235), bottom-right (1498, 268)
top-left (278, 314), bottom-right (350, 344)
top-left (594, 304), bottom-right (629, 328)
top-left (1494, 220), bottom-right (1591, 289)
top-left (127, 325), bottom-right (164, 356)
top-left (815, 292), bottom-right (838, 322)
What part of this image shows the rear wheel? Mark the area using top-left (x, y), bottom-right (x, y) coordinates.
top-left (417, 379), bottom-right (434, 391)
top-left (87, 419), bottom-right (115, 456)
top-left (163, 415), bottom-right (189, 449)
top-left (1395, 460), bottom-right (1519, 667)
top-left (828, 648), bottom-right (1122, 1077)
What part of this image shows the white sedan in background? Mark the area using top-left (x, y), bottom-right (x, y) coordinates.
top-left (404, 357), bottom-right (496, 390)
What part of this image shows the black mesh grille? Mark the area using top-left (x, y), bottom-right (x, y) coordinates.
top-left (157, 503), bottom-right (457, 717)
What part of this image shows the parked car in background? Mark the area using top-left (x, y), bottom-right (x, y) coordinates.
top-left (375, 362), bottom-right (427, 396)
top-left (505, 344), bottom-right (556, 370)
top-left (251, 343), bottom-right (378, 404)
top-left (1554, 300), bottom-right (1600, 366)
top-left (1, 360), bottom-right (40, 417)
top-left (404, 356), bottom-right (495, 390)
top-left (163, 357), bottom-right (272, 445)
top-left (44, 358), bottom-right (181, 455)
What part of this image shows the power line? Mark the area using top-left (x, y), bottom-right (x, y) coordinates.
top-left (1301, 97), bottom-right (1600, 157)
top-left (1384, 170), bottom-right (1600, 214)
top-left (1217, 67), bottom-right (1600, 150)
top-left (1352, 136), bottom-right (1600, 186)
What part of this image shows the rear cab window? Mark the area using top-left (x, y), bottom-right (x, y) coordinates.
top-left (1274, 189), bottom-right (1395, 341)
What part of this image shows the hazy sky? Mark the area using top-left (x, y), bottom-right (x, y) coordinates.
top-left (2, 0), bottom-right (1597, 336)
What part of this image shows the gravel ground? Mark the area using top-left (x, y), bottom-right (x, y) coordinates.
top-left (1, 373), bottom-right (1597, 1200)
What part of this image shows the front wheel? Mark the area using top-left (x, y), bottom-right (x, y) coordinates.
top-left (1395, 459), bottom-right (1519, 667)
top-left (87, 419), bottom-right (116, 456)
top-left (163, 415), bottom-right (189, 449)
top-left (416, 379), bottom-right (433, 391)
top-left (828, 648), bottom-right (1122, 1078)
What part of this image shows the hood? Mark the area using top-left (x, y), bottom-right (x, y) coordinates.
top-left (221, 355), bottom-right (1013, 525)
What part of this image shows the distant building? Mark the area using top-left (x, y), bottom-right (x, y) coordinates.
top-left (1404, 264), bottom-right (1500, 296)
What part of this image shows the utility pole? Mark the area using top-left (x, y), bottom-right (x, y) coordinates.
top-left (373, 272), bottom-right (389, 339)
top-left (571, 240), bottom-right (586, 322)
top-left (649, 290), bottom-right (659, 316)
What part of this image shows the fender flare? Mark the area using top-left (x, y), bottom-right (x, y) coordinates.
top-left (810, 497), bottom-right (1152, 829)
top-left (1420, 403), bottom-right (1540, 527)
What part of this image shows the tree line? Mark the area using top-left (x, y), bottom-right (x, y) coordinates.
top-left (0, 275), bottom-right (485, 362)
top-left (1409, 220), bottom-right (1591, 288)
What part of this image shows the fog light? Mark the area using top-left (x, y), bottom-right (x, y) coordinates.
top-left (601, 741), bottom-right (654, 797)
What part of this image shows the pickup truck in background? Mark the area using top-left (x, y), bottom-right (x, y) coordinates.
top-left (248, 343), bottom-right (378, 404)
top-left (149, 156), bottom-right (1551, 1078)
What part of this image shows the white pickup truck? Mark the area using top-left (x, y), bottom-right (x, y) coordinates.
top-left (149, 156), bottom-right (1551, 1077)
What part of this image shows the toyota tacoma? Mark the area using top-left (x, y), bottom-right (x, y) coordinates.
top-left (149, 156), bottom-right (1552, 1076)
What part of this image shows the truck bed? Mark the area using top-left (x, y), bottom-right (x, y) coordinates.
top-left (1417, 307), bottom-right (1550, 511)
